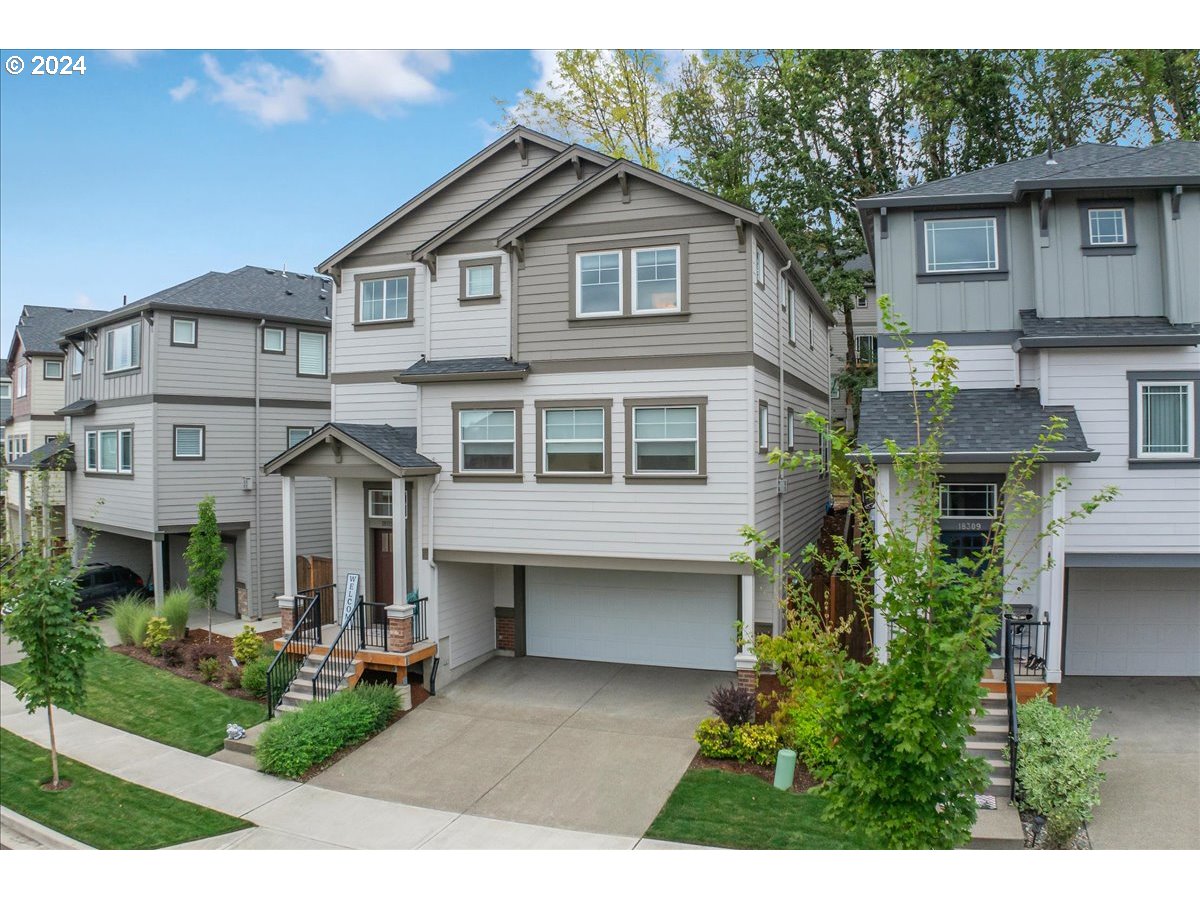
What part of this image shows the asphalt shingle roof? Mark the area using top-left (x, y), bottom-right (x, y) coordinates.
top-left (14, 306), bottom-right (106, 355)
top-left (55, 398), bottom-right (97, 416)
top-left (1018, 310), bottom-right (1200, 346)
top-left (398, 357), bottom-right (530, 381)
top-left (7, 436), bottom-right (75, 471)
top-left (854, 388), bottom-right (1097, 461)
top-left (1034, 140), bottom-right (1200, 185)
top-left (331, 423), bottom-right (439, 470)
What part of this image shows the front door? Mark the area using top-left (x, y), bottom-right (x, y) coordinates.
top-left (372, 528), bottom-right (394, 607)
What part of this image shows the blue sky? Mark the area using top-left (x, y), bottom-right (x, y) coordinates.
top-left (1, 50), bottom-right (551, 339)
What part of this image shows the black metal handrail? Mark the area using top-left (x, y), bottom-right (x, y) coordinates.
top-left (265, 591), bottom-right (323, 717)
top-left (362, 601), bottom-right (388, 649)
top-left (1006, 613), bottom-right (1049, 677)
top-left (409, 595), bottom-right (428, 643)
top-left (310, 593), bottom-right (367, 703)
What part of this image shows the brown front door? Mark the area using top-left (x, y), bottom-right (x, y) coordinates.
top-left (372, 528), bottom-right (394, 607)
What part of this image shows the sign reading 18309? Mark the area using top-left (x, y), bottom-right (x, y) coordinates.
top-left (30, 55), bottom-right (87, 75)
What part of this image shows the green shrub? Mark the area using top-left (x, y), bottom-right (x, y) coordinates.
top-left (222, 667), bottom-right (243, 690)
top-left (240, 657), bottom-right (269, 698)
top-left (774, 686), bottom-right (837, 780)
top-left (108, 594), bottom-right (152, 646)
top-left (162, 590), bottom-right (191, 640)
top-left (695, 717), bottom-right (736, 759)
top-left (143, 616), bottom-right (171, 656)
top-left (255, 684), bottom-right (400, 778)
top-left (197, 656), bottom-right (222, 683)
top-left (159, 639), bottom-right (186, 667)
top-left (694, 718), bottom-right (781, 766)
top-left (1013, 693), bottom-right (1115, 847)
top-left (232, 625), bottom-right (264, 665)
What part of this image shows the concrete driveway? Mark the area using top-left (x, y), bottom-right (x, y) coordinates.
top-left (1057, 676), bottom-right (1200, 849)
top-left (311, 656), bottom-right (729, 837)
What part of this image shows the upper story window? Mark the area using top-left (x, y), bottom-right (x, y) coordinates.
top-left (297, 331), bottom-right (328, 377)
top-left (262, 326), bottom-right (285, 353)
top-left (457, 407), bottom-right (519, 474)
top-left (1137, 381), bottom-right (1194, 458)
top-left (754, 245), bottom-right (765, 285)
top-left (855, 294), bottom-right (868, 309)
top-left (577, 251), bottom-right (622, 316)
top-left (786, 283), bottom-right (796, 342)
top-left (461, 259), bottom-right (501, 301)
top-left (171, 317), bottom-right (197, 347)
top-left (0, 380), bottom-right (9, 400)
top-left (758, 402), bottom-right (769, 451)
top-left (1088, 208), bottom-right (1126, 245)
top-left (368, 489), bottom-right (393, 519)
top-left (923, 216), bottom-right (999, 273)
top-left (542, 407), bottom-right (606, 474)
top-left (287, 426), bottom-right (313, 448)
top-left (360, 273), bottom-right (411, 322)
top-left (633, 247), bottom-right (681, 314)
top-left (71, 345), bottom-right (83, 375)
top-left (855, 334), bottom-right (878, 364)
top-left (85, 427), bottom-right (133, 475)
top-left (629, 403), bottom-right (702, 476)
top-left (16, 364), bottom-right (28, 397)
top-left (105, 321), bottom-right (141, 373)
top-left (1081, 200), bottom-right (1136, 255)
top-left (43, 359), bottom-right (63, 380)
top-left (939, 483), bottom-right (998, 518)
top-left (8, 435), bottom-right (29, 461)
top-left (173, 425), bottom-right (205, 460)
top-left (787, 408), bottom-right (796, 452)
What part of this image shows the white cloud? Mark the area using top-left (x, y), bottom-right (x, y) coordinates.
top-left (169, 77), bottom-right (197, 102)
top-left (103, 50), bottom-right (156, 66)
top-left (74, 293), bottom-right (96, 310)
top-left (197, 51), bottom-right (452, 126)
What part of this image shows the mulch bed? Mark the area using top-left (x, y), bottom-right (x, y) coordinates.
top-left (689, 752), bottom-right (820, 794)
top-left (112, 627), bottom-right (282, 704)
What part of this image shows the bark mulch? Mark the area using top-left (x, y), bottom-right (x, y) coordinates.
top-left (112, 627), bottom-right (283, 704)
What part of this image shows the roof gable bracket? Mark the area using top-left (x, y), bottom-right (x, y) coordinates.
top-left (516, 134), bottom-right (528, 164)
top-left (879, 206), bottom-right (888, 239)
top-left (325, 434), bottom-right (342, 463)
top-left (572, 155), bottom-right (583, 180)
top-left (426, 254), bottom-right (437, 281)
top-left (617, 170), bottom-right (630, 203)
top-left (511, 238), bottom-right (525, 264)
top-left (1039, 189), bottom-right (1053, 237)
top-left (1172, 185), bottom-right (1183, 219)
top-left (733, 217), bottom-right (746, 248)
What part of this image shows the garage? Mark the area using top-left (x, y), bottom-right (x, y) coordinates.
top-left (525, 566), bottom-right (737, 671)
top-left (1065, 567), bottom-right (1200, 676)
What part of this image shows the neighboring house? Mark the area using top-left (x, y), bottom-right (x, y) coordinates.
top-left (855, 140), bottom-right (1200, 681)
top-left (827, 253), bottom-right (878, 429)
top-left (57, 267), bottom-right (333, 616)
top-left (0, 373), bottom-right (10, 533)
top-left (4, 305), bottom-right (103, 544)
top-left (266, 126), bottom-right (835, 691)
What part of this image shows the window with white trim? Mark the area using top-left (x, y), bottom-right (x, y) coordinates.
top-left (786, 283), bottom-right (796, 342)
top-left (71, 346), bottom-right (83, 375)
top-left (577, 251), bottom-right (622, 316)
top-left (459, 408), bottom-right (517, 472)
top-left (172, 317), bottom-right (197, 347)
top-left (923, 217), bottom-right (999, 273)
top-left (631, 405), bottom-right (699, 474)
top-left (633, 246), bottom-right (680, 313)
top-left (360, 274), bottom-right (410, 322)
top-left (1088, 208), bottom-right (1128, 246)
top-left (1137, 381), bottom-right (1193, 458)
top-left (8, 435), bottom-right (28, 462)
top-left (787, 409), bottom-right (796, 451)
top-left (856, 294), bottom-right (868, 309)
top-left (287, 426), bottom-right (313, 449)
top-left (105, 322), bottom-right (141, 373)
top-left (754, 245), bottom-right (765, 285)
top-left (368, 489), bottom-right (393, 519)
top-left (16, 365), bottom-right (27, 398)
top-left (85, 428), bottom-right (133, 474)
top-left (173, 426), bottom-right (204, 459)
top-left (939, 483), bottom-right (998, 518)
top-left (43, 359), bottom-right (63, 380)
top-left (463, 263), bottom-right (496, 299)
top-left (855, 334), bottom-right (878, 364)
top-left (262, 327), bottom-right (285, 353)
top-left (297, 331), bottom-right (327, 377)
top-left (830, 373), bottom-right (841, 400)
top-left (0, 380), bottom-right (9, 400)
top-left (758, 403), bottom-right (769, 450)
top-left (543, 407), bottom-right (605, 473)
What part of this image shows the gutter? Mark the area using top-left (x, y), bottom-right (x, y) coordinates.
top-left (777, 259), bottom-right (791, 615)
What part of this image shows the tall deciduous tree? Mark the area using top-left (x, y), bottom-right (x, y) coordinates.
top-left (1094, 49), bottom-right (1200, 142)
top-left (185, 495), bottom-right (226, 641)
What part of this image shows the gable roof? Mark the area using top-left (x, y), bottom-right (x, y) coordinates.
top-left (262, 422), bottom-right (440, 478)
top-left (496, 158), bottom-right (838, 326)
top-left (317, 126), bottom-right (569, 274)
top-left (1017, 140), bottom-right (1200, 191)
top-left (411, 145), bottom-right (613, 260)
top-left (61, 266), bottom-right (332, 338)
top-left (7, 305), bottom-right (105, 372)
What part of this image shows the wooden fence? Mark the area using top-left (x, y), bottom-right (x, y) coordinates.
top-left (297, 554), bottom-right (335, 624)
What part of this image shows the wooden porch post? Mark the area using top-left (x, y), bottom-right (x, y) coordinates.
top-left (281, 474), bottom-right (297, 598)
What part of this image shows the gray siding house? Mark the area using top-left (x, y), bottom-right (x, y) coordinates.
top-left (266, 127), bottom-right (835, 688)
top-left (58, 267), bottom-right (333, 617)
top-left (856, 140), bottom-right (1200, 680)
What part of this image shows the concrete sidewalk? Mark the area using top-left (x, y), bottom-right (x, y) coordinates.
top-left (0, 681), bottom-right (691, 850)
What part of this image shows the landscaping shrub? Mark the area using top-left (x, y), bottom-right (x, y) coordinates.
top-left (695, 718), bottom-right (736, 759)
top-left (694, 718), bottom-right (781, 766)
top-left (187, 643), bottom-right (221, 669)
top-left (232, 625), bottom-right (264, 665)
top-left (197, 656), bottom-right (222, 683)
top-left (143, 616), bottom-right (171, 656)
top-left (774, 686), bottom-right (837, 780)
top-left (162, 589), bottom-right (191, 640)
top-left (240, 657), bottom-right (269, 698)
top-left (1013, 693), bottom-right (1115, 847)
top-left (109, 594), bottom-right (152, 646)
top-left (222, 667), bottom-right (243, 691)
top-left (159, 639), bottom-right (186, 668)
top-left (255, 684), bottom-right (400, 778)
top-left (707, 682), bottom-right (756, 726)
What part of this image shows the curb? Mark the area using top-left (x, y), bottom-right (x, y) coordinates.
top-left (0, 806), bottom-right (93, 850)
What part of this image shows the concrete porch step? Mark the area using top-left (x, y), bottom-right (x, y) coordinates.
top-left (968, 804), bottom-right (1025, 849)
top-left (971, 720), bottom-right (1009, 735)
top-left (966, 740), bottom-right (1007, 760)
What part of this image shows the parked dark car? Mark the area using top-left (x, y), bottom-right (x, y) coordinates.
top-left (75, 563), bottom-right (151, 612)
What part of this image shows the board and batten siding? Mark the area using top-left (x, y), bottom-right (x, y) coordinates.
top-left (1161, 189), bottom-right (1200, 325)
top-left (423, 367), bottom-right (755, 563)
top-left (514, 178), bottom-right (752, 364)
top-left (1045, 346), bottom-right (1200, 555)
top-left (879, 343), bottom-right (1017, 391)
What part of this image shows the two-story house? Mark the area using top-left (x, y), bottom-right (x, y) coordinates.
top-left (57, 266), bottom-right (333, 616)
top-left (265, 126), bottom-right (835, 693)
top-left (5, 305), bottom-right (105, 544)
top-left (855, 141), bottom-right (1200, 681)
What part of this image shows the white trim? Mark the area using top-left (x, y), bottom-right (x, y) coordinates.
top-left (630, 404), bottom-right (700, 475)
top-left (459, 407), bottom-right (518, 474)
top-left (173, 425), bottom-right (204, 459)
top-left (758, 403), bottom-right (768, 450)
top-left (16, 364), bottom-right (28, 397)
top-left (368, 488), bottom-right (394, 519)
top-left (104, 321), bottom-right (141, 373)
top-left (542, 406), bottom-right (606, 475)
top-left (575, 250), bottom-right (623, 318)
top-left (1136, 380), bottom-right (1194, 458)
top-left (631, 245), bottom-right (681, 315)
top-left (262, 326), bottom-right (285, 353)
top-left (359, 273), bottom-right (412, 323)
top-left (463, 262), bottom-right (496, 299)
top-left (923, 216), bottom-right (999, 273)
top-left (1087, 207), bottom-right (1128, 246)
top-left (85, 427), bottom-right (133, 474)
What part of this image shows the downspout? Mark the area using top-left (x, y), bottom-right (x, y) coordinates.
top-left (777, 260), bottom-right (792, 615)
top-left (427, 472), bottom-right (441, 660)
top-left (252, 318), bottom-right (264, 619)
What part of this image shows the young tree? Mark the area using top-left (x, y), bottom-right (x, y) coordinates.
top-left (736, 298), bottom-right (1117, 849)
top-left (184, 495), bottom-right (226, 641)
top-left (3, 534), bottom-right (105, 789)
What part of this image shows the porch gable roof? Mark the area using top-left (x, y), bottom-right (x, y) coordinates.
top-left (262, 422), bottom-right (440, 478)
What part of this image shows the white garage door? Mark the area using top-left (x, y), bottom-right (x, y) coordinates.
top-left (526, 567), bottom-right (737, 671)
top-left (1065, 568), bottom-right (1200, 676)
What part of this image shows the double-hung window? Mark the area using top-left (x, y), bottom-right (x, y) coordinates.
top-left (542, 407), bottom-right (606, 474)
top-left (105, 321), bottom-right (141, 373)
top-left (297, 331), bottom-right (328, 377)
top-left (1136, 381), bottom-right (1194, 459)
top-left (71, 345), bottom-right (83, 375)
top-left (43, 359), bottom-right (63, 380)
top-left (577, 251), bottom-right (622, 316)
top-left (86, 428), bottom-right (133, 474)
top-left (630, 404), bottom-right (701, 475)
top-left (633, 247), bottom-right (680, 314)
top-left (922, 215), bottom-right (1000, 273)
top-left (287, 426), bottom-right (314, 448)
top-left (458, 407), bottom-right (518, 473)
top-left (359, 273), bottom-right (411, 322)
top-left (855, 334), bottom-right (878, 364)
top-left (173, 426), bottom-right (204, 460)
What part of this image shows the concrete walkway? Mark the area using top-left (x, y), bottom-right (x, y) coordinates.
top-left (0, 681), bottom-right (691, 850)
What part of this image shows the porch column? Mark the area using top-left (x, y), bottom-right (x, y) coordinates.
top-left (151, 534), bottom-right (165, 609)
top-left (735, 572), bottom-right (757, 691)
top-left (1043, 464), bottom-right (1068, 683)
top-left (15, 471), bottom-right (26, 546)
top-left (391, 477), bottom-right (408, 605)
top-left (872, 465), bottom-right (892, 663)
top-left (281, 474), bottom-right (297, 598)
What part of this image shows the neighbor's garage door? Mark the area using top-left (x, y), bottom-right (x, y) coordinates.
top-left (526, 567), bottom-right (737, 671)
top-left (1065, 568), bottom-right (1200, 676)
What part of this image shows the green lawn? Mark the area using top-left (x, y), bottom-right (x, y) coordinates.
top-left (1, 649), bottom-right (266, 755)
top-left (0, 729), bottom-right (250, 849)
top-left (645, 769), bottom-right (875, 850)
